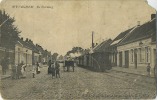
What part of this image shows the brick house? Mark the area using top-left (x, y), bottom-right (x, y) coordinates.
top-left (109, 27), bottom-right (135, 67)
top-left (117, 16), bottom-right (156, 70)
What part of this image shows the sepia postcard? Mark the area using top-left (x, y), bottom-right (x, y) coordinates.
top-left (0, 0), bottom-right (157, 99)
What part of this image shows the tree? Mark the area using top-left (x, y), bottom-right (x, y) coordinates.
top-left (0, 10), bottom-right (20, 50)
top-left (51, 53), bottom-right (59, 61)
top-left (66, 47), bottom-right (84, 56)
top-left (58, 55), bottom-right (64, 60)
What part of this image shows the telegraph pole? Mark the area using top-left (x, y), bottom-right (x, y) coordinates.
top-left (92, 31), bottom-right (94, 48)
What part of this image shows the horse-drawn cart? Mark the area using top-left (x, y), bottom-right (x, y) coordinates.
top-left (63, 60), bottom-right (75, 72)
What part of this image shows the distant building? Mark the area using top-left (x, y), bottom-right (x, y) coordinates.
top-left (78, 39), bottom-right (112, 71)
top-left (25, 39), bottom-right (40, 65)
top-left (35, 44), bottom-right (47, 64)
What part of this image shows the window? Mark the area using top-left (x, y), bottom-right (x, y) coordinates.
top-left (139, 48), bottom-right (142, 62)
top-left (131, 49), bottom-right (134, 62)
top-left (145, 47), bottom-right (149, 63)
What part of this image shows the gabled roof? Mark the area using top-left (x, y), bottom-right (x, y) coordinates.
top-left (118, 18), bottom-right (156, 46)
top-left (93, 39), bottom-right (112, 53)
top-left (110, 27), bottom-right (134, 46)
top-left (17, 37), bottom-right (32, 50)
top-left (26, 40), bottom-right (39, 54)
top-left (36, 45), bottom-right (45, 54)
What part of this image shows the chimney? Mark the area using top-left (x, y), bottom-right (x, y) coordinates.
top-left (21, 37), bottom-right (23, 41)
top-left (92, 31), bottom-right (94, 48)
top-left (25, 38), bottom-right (28, 42)
top-left (151, 14), bottom-right (156, 20)
top-left (137, 21), bottom-right (140, 26)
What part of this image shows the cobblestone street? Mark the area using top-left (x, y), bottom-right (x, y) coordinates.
top-left (0, 64), bottom-right (156, 99)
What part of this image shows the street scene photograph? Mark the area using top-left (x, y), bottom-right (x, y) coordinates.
top-left (0, 0), bottom-right (157, 99)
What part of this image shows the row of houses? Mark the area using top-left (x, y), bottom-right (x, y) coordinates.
top-left (110, 14), bottom-right (156, 69)
top-left (78, 14), bottom-right (156, 71)
top-left (0, 37), bottom-right (52, 66)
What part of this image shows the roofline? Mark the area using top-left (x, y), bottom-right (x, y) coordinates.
top-left (117, 26), bottom-right (137, 46)
top-left (117, 35), bottom-right (151, 46)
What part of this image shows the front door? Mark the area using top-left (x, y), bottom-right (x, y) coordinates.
top-left (119, 52), bottom-right (122, 67)
top-left (134, 49), bottom-right (137, 69)
top-left (125, 50), bottom-right (129, 68)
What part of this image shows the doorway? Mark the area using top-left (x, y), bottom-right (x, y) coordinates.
top-left (134, 49), bottom-right (137, 69)
top-left (125, 50), bottom-right (129, 68)
top-left (119, 52), bottom-right (122, 67)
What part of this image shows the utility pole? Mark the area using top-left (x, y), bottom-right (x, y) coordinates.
top-left (92, 31), bottom-right (94, 48)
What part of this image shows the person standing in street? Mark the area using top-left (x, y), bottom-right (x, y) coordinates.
top-left (48, 60), bottom-right (52, 74)
top-left (55, 62), bottom-right (60, 78)
top-left (36, 62), bottom-right (40, 74)
top-left (21, 64), bottom-right (26, 78)
top-left (51, 62), bottom-right (55, 79)
top-left (32, 65), bottom-right (36, 78)
top-left (16, 62), bottom-right (23, 79)
top-left (147, 63), bottom-right (151, 76)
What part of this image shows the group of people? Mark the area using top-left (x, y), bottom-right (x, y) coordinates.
top-left (11, 61), bottom-right (41, 79)
top-left (32, 62), bottom-right (41, 78)
top-left (48, 60), bottom-right (60, 79)
top-left (11, 62), bottom-right (27, 79)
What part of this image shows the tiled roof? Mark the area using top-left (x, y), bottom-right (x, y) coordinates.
top-left (118, 18), bottom-right (156, 46)
top-left (26, 40), bottom-right (39, 53)
top-left (110, 27), bottom-right (134, 46)
top-left (36, 45), bottom-right (45, 54)
top-left (17, 38), bottom-right (32, 50)
top-left (93, 39), bottom-right (112, 53)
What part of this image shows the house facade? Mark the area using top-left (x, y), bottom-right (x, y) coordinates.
top-left (109, 27), bottom-right (135, 67)
top-left (117, 17), bottom-right (156, 69)
top-left (15, 38), bottom-right (32, 66)
top-left (25, 39), bottom-right (40, 65)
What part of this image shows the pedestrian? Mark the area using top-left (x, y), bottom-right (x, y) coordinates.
top-left (21, 64), bottom-right (26, 78)
top-left (32, 65), bottom-right (36, 78)
top-left (36, 62), bottom-right (40, 74)
top-left (16, 62), bottom-right (23, 79)
top-left (48, 60), bottom-right (52, 74)
top-left (55, 62), bottom-right (60, 78)
top-left (147, 63), bottom-right (151, 76)
top-left (51, 62), bottom-right (55, 79)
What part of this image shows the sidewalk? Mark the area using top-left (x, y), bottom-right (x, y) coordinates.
top-left (0, 70), bottom-right (11, 80)
top-left (111, 66), bottom-right (155, 78)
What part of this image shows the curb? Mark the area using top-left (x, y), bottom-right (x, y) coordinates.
top-left (111, 69), bottom-right (155, 78)
top-left (1, 75), bottom-right (11, 80)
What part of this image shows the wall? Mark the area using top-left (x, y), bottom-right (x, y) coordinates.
top-left (15, 43), bottom-right (32, 65)
top-left (117, 38), bottom-right (156, 68)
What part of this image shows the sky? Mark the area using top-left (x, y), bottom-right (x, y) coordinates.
top-left (0, 0), bottom-right (156, 55)
top-left (147, 0), bottom-right (157, 10)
